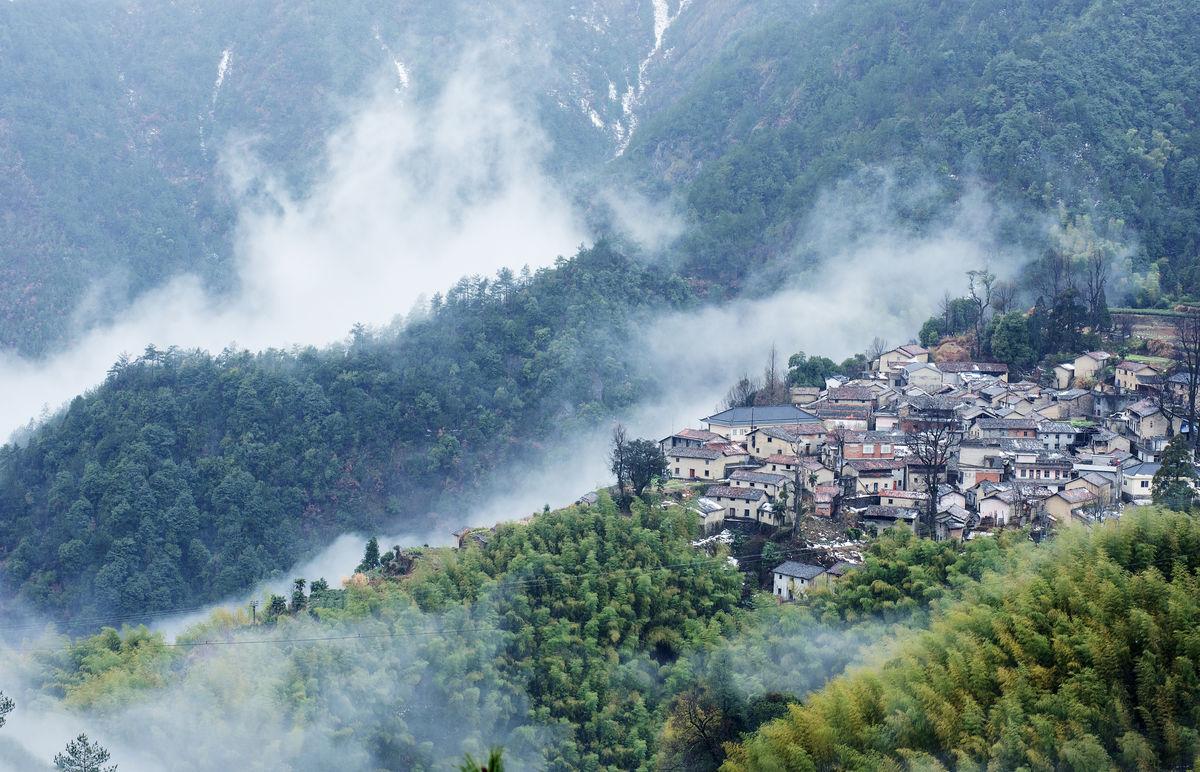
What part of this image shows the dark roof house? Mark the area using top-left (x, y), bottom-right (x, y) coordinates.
top-left (773, 561), bottom-right (827, 580)
top-left (703, 405), bottom-right (821, 427)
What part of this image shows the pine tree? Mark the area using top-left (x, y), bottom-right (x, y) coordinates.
top-left (289, 578), bottom-right (307, 613)
top-left (53, 733), bottom-right (116, 772)
top-left (0, 691), bottom-right (12, 728)
top-left (1153, 435), bottom-right (1196, 510)
top-left (358, 537), bottom-right (381, 573)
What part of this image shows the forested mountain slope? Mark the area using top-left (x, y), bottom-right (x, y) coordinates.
top-left (6, 0), bottom-right (1200, 626)
top-left (9, 496), bottom-right (1021, 770)
top-left (0, 0), bottom-right (685, 355)
top-left (724, 509), bottom-right (1200, 771)
top-left (626, 0), bottom-right (1200, 290)
top-left (0, 244), bottom-right (687, 618)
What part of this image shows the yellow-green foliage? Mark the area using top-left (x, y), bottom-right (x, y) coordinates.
top-left (37, 625), bottom-right (174, 709)
top-left (723, 509), bottom-right (1200, 771)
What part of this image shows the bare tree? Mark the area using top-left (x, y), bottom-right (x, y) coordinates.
top-left (722, 375), bottom-right (760, 410)
top-left (755, 345), bottom-right (788, 405)
top-left (1030, 247), bottom-right (1076, 306)
top-left (967, 269), bottom-right (996, 359)
top-left (992, 280), bottom-right (1018, 315)
top-left (866, 337), bottom-right (888, 364)
top-left (824, 425), bottom-right (852, 476)
top-left (786, 432), bottom-right (821, 539)
top-left (938, 292), bottom-right (954, 326)
top-left (905, 399), bottom-right (963, 538)
top-left (1083, 249), bottom-right (1111, 330)
top-left (1160, 308), bottom-right (1200, 453)
top-left (609, 424), bottom-right (629, 508)
top-left (1007, 481), bottom-right (1047, 538)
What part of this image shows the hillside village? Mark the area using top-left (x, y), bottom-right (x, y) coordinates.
top-left (654, 337), bottom-right (1198, 600)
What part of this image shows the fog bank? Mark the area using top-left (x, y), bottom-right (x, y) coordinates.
top-left (0, 69), bottom-right (585, 441)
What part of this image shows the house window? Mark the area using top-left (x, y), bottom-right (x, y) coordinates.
top-left (704, 470), bottom-right (710, 477)
top-left (872, 482), bottom-right (879, 492)
top-left (881, 444), bottom-right (891, 454)
top-left (744, 508), bottom-right (751, 517)
top-left (863, 444), bottom-right (875, 454)
top-left (1141, 480), bottom-right (1149, 488)
top-left (675, 467), bottom-right (681, 475)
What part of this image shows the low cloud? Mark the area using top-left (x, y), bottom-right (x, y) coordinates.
top-left (0, 604), bottom-right (556, 771)
top-left (0, 67), bottom-right (586, 441)
top-left (634, 175), bottom-right (1028, 427)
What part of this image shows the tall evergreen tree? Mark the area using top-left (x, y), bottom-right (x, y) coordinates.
top-left (1153, 435), bottom-right (1197, 510)
top-left (357, 538), bottom-right (380, 573)
top-left (289, 579), bottom-right (307, 614)
top-left (53, 733), bottom-right (116, 772)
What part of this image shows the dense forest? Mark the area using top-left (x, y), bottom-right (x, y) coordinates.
top-left (0, 0), bottom-right (669, 354)
top-left (626, 0), bottom-right (1200, 296)
top-left (7, 0), bottom-right (1200, 354)
top-left (7, 0), bottom-right (1200, 625)
top-left (3, 493), bottom-right (1024, 770)
top-left (0, 243), bottom-right (688, 619)
top-left (11, 499), bottom-right (1192, 770)
top-left (725, 509), bottom-right (1200, 771)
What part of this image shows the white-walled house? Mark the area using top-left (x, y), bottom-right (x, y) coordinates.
top-left (772, 561), bottom-right (827, 601)
top-left (666, 446), bottom-right (748, 481)
top-left (701, 405), bottom-right (822, 441)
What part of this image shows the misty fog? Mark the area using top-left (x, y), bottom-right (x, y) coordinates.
top-left (0, 67), bottom-right (585, 441)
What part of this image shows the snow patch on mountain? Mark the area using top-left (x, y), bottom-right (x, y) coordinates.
top-left (373, 27), bottom-right (411, 92)
top-left (201, 48), bottom-right (233, 161)
top-left (616, 0), bottom-right (691, 155)
top-left (213, 48), bottom-right (232, 105)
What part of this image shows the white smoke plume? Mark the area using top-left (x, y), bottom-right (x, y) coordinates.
top-left (0, 68), bottom-right (586, 441)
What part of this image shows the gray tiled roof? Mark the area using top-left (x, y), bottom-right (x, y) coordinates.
top-left (706, 485), bottom-right (768, 501)
top-left (704, 405), bottom-right (821, 425)
top-left (773, 561), bottom-right (826, 580)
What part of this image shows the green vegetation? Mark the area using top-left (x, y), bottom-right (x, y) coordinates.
top-left (725, 509), bottom-right (1200, 771)
top-left (0, 0), bottom-right (646, 354)
top-left (53, 734), bottom-right (117, 772)
top-left (631, 0), bottom-right (1200, 301)
top-left (0, 243), bottom-right (688, 619)
top-left (28, 496), bottom-right (744, 770)
top-left (22, 507), bottom-right (1022, 771)
top-left (30, 504), bottom-right (1200, 772)
top-left (1125, 354), bottom-right (1175, 367)
top-left (654, 529), bottom-right (1022, 771)
top-left (1109, 307), bottom-right (1185, 317)
top-left (1153, 436), bottom-right (1198, 511)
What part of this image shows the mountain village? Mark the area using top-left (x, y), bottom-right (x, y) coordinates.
top-left (650, 340), bottom-right (1195, 601)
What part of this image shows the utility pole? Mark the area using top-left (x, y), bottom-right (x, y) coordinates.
top-left (250, 600), bottom-right (258, 624)
top-left (792, 438), bottom-right (803, 540)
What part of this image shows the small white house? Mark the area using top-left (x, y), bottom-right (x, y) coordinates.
top-left (771, 561), bottom-right (828, 601)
